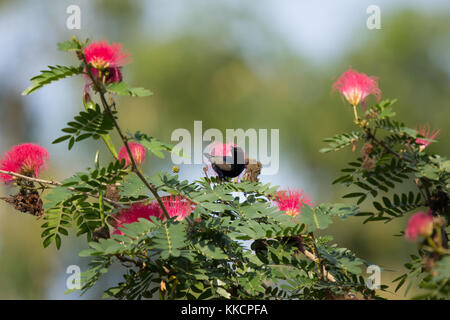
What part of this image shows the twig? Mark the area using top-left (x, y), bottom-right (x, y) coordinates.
top-left (116, 254), bottom-right (146, 269)
top-left (309, 233), bottom-right (326, 281)
top-left (301, 248), bottom-right (337, 283)
top-left (366, 129), bottom-right (433, 205)
top-left (0, 169), bottom-right (123, 208)
top-left (366, 129), bottom-right (411, 163)
top-left (81, 54), bottom-right (170, 220)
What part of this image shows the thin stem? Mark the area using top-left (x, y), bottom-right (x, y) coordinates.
top-left (0, 169), bottom-right (123, 208)
top-left (99, 190), bottom-right (105, 226)
top-left (0, 169), bottom-right (61, 187)
top-left (100, 134), bottom-right (119, 159)
top-left (352, 105), bottom-right (359, 124)
top-left (426, 236), bottom-right (443, 254)
top-left (366, 128), bottom-right (434, 205)
top-left (414, 179), bottom-right (428, 205)
top-left (82, 55), bottom-right (170, 220)
top-left (366, 129), bottom-right (409, 163)
top-left (301, 249), bottom-right (337, 283)
top-left (83, 91), bottom-right (118, 159)
top-left (116, 254), bottom-right (146, 269)
top-left (309, 233), bottom-right (325, 280)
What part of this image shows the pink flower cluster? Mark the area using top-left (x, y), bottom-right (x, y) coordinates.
top-left (405, 210), bottom-right (434, 242)
top-left (118, 142), bottom-right (146, 168)
top-left (0, 143), bottom-right (49, 184)
top-left (84, 40), bottom-right (129, 69)
top-left (111, 202), bottom-right (161, 235)
top-left (161, 196), bottom-right (196, 221)
top-left (332, 68), bottom-right (381, 106)
top-left (415, 124), bottom-right (440, 152)
top-left (111, 196), bottom-right (195, 235)
top-left (83, 40), bottom-right (130, 84)
top-left (274, 189), bottom-right (312, 217)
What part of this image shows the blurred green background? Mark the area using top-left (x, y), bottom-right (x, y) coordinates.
top-left (0, 0), bottom-right (448, 299)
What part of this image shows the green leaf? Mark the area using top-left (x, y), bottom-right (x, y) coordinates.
top-left (193, 240), bottom-right (228, 260)
top-left (152, 222), bottom-right (187, 259)
top-left (56, 105), bottom-right (116, 149)
top-left (131, 131), bottom-right (185, 159)
top-left (121, 174), bottom-right (148, 198)
top-left (52, 135), bottom-right (72, 144)
top-left (432, 256), bottom-right (450, 283)
top-left (320, 131), bottom-right (363, 153)
top-left (106, 82), bottom-right (153, 97)
top-left (295, 205), bottom-right (333, 232)
top-left (57, 39), bottom-right (81, 51)
top-left (22, 65), bottom-right (83, 95)
top-left (128, 87), bottom-right (153, 97)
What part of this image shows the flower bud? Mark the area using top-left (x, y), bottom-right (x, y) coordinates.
top-left (118, 142), bottom-right (146, 168)
top-left (405, 210), bottom-right (434, 241)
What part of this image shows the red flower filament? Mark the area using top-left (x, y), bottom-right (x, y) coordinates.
top-left (274, 189), bottom-right (312, 217)
top-left (0, 143), bottom-right (49, 184)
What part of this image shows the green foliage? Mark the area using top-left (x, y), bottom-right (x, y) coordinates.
top-left (335, 156), bottom-right (413, 201)
top-left (57, 38), bottom-right (88, 52)
top-left (319, 132), bottom-right (363, 153)
top-left (295, 205), bottom-right (333, 232)
top-left (322, 96), bottom-right (449, 299)
top-left (359, 192), bottom-right (423, 223)
top-left (70, 169), bottom-right (381, 299)
top-left (41, 161), bottom-right (127, 248)
top-left (52, 104), bottom-right (117, 150)
top-left (22, 65), bottom-right (83, 95)
top-left (131, 131), bottom-right (183, 159)
top-left (106, 82), bottom-right (153, 97)
top-left (12, 37), bottom-right (448, 300)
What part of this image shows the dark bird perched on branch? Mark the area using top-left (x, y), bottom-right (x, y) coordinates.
top-left (203, 143), bottom-right (247, 180)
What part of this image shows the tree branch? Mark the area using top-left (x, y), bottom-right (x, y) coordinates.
top-left (81, 54), bottom-right (170, 220)
top-left (0, 169), bottom-right (123, 208)
top-left (301, 248), bottom-right (337, 283)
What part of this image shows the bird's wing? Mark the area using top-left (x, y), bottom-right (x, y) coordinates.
top-left (214, 161), bottom-right (232, 171)
top-left (205, 153), bottom-right (233, 171)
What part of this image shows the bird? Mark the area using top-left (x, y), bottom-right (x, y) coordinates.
top-left (203, 143), bottom-right (247, 180)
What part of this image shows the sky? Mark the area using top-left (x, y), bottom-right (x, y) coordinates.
top-left (141, 0), bottom-right (450, 63)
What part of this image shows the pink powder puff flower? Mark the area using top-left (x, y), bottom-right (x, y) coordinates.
top-left (112, 196), bottom-right (195, 235)
top-left (159, 195), bottom-right (195, 221)
top-left (415, 124), bottom-right (440, 152)
top-left (274, 189), bottom-right (312, 217)
top-left (0, 143), bottom-right (49, 184)
top-left (210, 142), bottom-right (235, 157)
top-left (111, 202), bottom-right (162, 235)
top-left (405, 210), bottom-right (434, 241)
top-left (83, 40), bottom-right (130, 86)
top-left (118, 142), bottom-right (146, 168)
top-left (332, 68), bottom-right (381, 106)
top-left (83, 40), bottom-right (130, 70)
